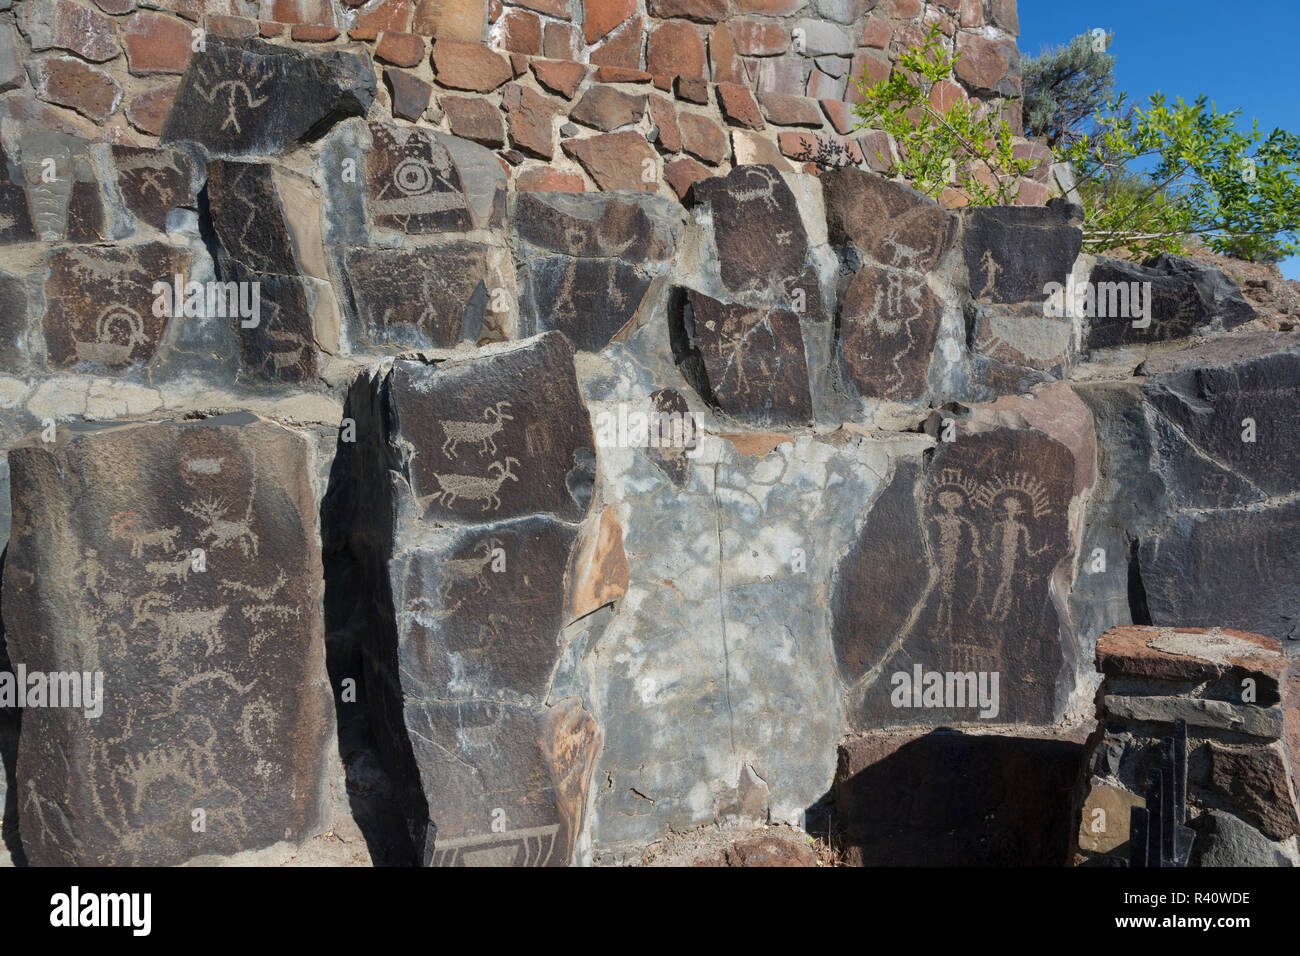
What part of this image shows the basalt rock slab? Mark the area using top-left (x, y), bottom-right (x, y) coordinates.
top-left (1, 126), bottom-right (112, 243)
top-left (160, 35), bottom-right (376, 157)
top-left (822, 167), bottom-right (954, 272)
top-left (837, 263), bottom-right (943, 402)
top-left (835, 731), bottom-right (1084, 865)
top-left (111, 144), bottom-right (199, 232)
top-left (1077, 335), bottom-right (1300, 642)
top-left (833, 386), bottom-right (1095, 727)
top-left (344, 243), bottom-right (491, 349)
top-left (691, 164), bottom-right (810, 298)
top-left (5, 414), bottom-right (332, 866)
top-left (206, 159), bottom-right (332, 383)
top-left (675, 288), bottom-right (814, 425)
top-left (343, 333), bottom-right (601, 865)
top-left (1083, 254), bottom-right (1256, 351)
top-left (523, 256), bottom-right (653, 352)
top-left (513, 190), bottom-right (683, 263)
top-left (364, 122), bottom-right (505, 234)
top-left (378, 333), bottom-right (596, 524)
top-left (960, 202), bottom-right (1082, 304)
top-left (43, 242), bottom-right (191, 371)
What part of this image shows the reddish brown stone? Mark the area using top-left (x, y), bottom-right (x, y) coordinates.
top-left (708, 23), bottom-right (745, 84)
top-left (125, 78), bottom-right (181, 134)
top-left (861, 15), bottom-right (890, 48)
top-left (20, 0), bottom-right (121, 61)
top-left (674, 75), bottom-right (708, 104)
top-left (883, 0), bottom-right (921, 15)
top-left (384, 68), bottom-right (431, 120)
top-left (442, 94), bottom-right (505, 146)
top-left (94, 0), bottom-right (137, 13)
top-left (779, 130), bottom-right (860, 164)
top-left (349, 0), bottom-right (412, 38)
top-left (593, 66), bottom-right (651, 83)
top-left (648, 94), bottom-right (680, 152)
top-left (849, 49), bottom-right (890, 102)
top-left (954, 33), bottom-right (1010, 93)
top-left (857, 128), bottom-right (893, 172)
top-left (512, 0), bottom-right (569, 17)
top-left (929, 78), bottom-right (965, 112)
top-left (717, 82), bottom-right (762, 130)
top-left (532, 59), bottom-right (586, 98)
top-left (567, 508), bottom-right (629, 622)
top-left (585, 0), bottom-right (635, 43)
top-left (123, 11), bottom-right (194, 74)
top-left (988, 0), bottom-right (1017, 34)
top-left (1013, 178), bottom-right (1051, 207)
top-left (647, 0), bottom-right (726, 18)
top-left (432, 38), bottom-right (512, 91)
top-left (291, 22), bottom-right (340, 40)
top-left (263, 0), bottom-right (337, 24)
top-left (562, 131), bottom-right (657, 192)
top-left (516, 167), bottom-right (586, 192)
top-left (27, 55), bottom-right (122, 125)
top-left (259, 20), bottom-right (283, 36)
top-left (509, 52), bottom-right (529, 76)
top-left (731, 19), bottom-right (789, 56)
top-left (652, 74), bottom-right (672, 91)
top-left (207, 14), bottom-right (258, 37)
top-left (590, 16), bottom-right (643, 70)
top-left (377, 30), bottom-right (426, 66)
top-left (647, 20), bottom-right (706, 79)
top-left (678, 112), bottom-right (728, 165)
top-left (1095, 626), bottom-right (1285, 693)
top-left (411, 0), bottom-right (485, 39)
top-left (570, 85), bottom-right (646, 131)
top-left (821, 98), bottom-right (853, 134)
top-left (543, 20), bottom-right (579, 59)
top-left (1208, 743), bottom-right (1300, 841)
top-left (502, 82), bottom-right (556, 158)
top-left (663, 155), bottom-right (708, 200)
top-left (497, 7), bottom-right (541, 54)
top-left (759, 91), bottom-right (821, 127)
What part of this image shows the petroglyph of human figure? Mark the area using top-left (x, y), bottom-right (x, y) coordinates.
top-left (986, 493), bottom-right (1049, 622)
top-left (930, 484), bottom-right (984, 639)
top-left (977, 249), bottom-right (1002, 298)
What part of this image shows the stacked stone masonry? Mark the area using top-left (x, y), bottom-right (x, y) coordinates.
top-left (0, 0), bottom-right (1297, 868)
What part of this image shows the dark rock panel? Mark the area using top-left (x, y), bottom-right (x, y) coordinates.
top-left (5, 415), bottom-right (333, 866)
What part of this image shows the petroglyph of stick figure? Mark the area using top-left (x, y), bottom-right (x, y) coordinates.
top-left (440, 402), bottom-right (513, 459)
top-left (977, 473), bottom-right (1052, 622)
top-left (425, 457), bottom-right (520, 512)
top-left (109, 512), bottom-right (180, 559)
top-left (182, 496), bottom-right (259, 557)
top-left (928, 470), bottom-right (984, 638)
top-left (977, 249), bottom-right (1002, 298)
top-left (192, 63), bottom-right (271, 135)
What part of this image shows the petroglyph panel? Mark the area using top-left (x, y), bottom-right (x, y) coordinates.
top-left (161, 36), bottom-right (376, 157)
top-left (837, 263), bottom-right (942, 402)
top-left (43, 242), bottom-right (190, 370)
top-left (834, 426), bottom-right (1078, 726)
top-left (345, 243), bottom-right (492, 348)
top-left (366, 123), bottom-right (473, 234)
top-left (384, 333), bottom-right (596, 522)
top-left (4, 414), bottom-right (331, 866)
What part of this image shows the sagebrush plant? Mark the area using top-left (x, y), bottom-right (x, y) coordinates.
top-left (851, 22), bottom-right (1033, 205)
top-left (1061, 92), bottom-right (1300, 260)
top-left (1022, 31), bottom-right (1118, 148)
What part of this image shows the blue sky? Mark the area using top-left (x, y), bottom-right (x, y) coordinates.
top-left (1018, 0), bottom-right (1300, 279)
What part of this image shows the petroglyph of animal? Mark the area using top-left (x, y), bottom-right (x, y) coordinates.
top-left (183, 496), bottom-right (259, 557)
top-left (146, 552), bottom-right (192, 585)
top-left (116, 743), bottom-right (218, 815)
top-left (109, 512), bottom-right (180, 559)
top-left (440, 402), bottom-right (513, 459)
top-left (730, 165), bottom-right (781, 211)
top-left (132, 592), bottom-right (229, 657)
top-left (265, 328), bottom-right (308, 375)
top-left (439, 538), bottom-right (504, 601)
top-left (425, 458), bottom-right (520, 512)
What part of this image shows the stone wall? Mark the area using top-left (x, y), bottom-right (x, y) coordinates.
top-left (1, 0), bottom-right (1053, 204)
top-left (0, 0), bottom-right (1296, 868)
